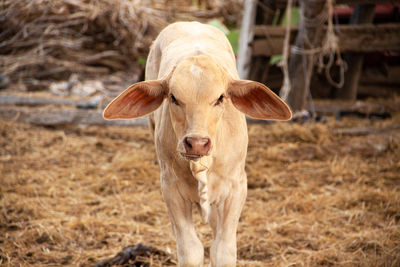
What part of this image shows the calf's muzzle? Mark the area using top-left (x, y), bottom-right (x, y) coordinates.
top-left (183, 136), bottom-right (211, 159)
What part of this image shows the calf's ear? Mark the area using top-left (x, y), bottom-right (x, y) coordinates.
top-left (103, 80), bottom-right (166, 120)
top-left (228, 80), bottom-right (292, 121)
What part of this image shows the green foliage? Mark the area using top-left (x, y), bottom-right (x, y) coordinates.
top-left (137, 57), bottom-right (146, 67)
top-left (207, 19), bottom-right (239, 55)
top-left (270, 55), bottom-right (282, 65)
top-left (282, 7), bottom-right (300, 26)
top-left (226, 29), bottom-right (240, 55)
top-left (207, 19), bottom-right (229, 34)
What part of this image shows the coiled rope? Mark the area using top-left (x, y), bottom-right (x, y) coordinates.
top-left (190, 159), bottom-right (210, 223)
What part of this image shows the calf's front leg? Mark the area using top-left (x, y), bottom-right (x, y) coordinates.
top-left (210, 177), bottom-right (247, 267)
top-left (162, 177), bottom-right (204, 267)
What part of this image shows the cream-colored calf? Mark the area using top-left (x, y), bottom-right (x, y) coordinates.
top-left (104, 21), bottom-right (291, 267)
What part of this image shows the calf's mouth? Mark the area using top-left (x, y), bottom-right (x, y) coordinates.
top-left (180, 153), bottom-right (204, 161)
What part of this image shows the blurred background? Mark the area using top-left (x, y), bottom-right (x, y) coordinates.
top-left (1, 0), bottom-right (399, 266)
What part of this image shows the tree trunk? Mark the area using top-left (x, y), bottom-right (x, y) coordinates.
top-left (284, 0), bottom-right (327, 113)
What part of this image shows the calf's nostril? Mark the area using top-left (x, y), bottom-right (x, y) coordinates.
top-left (198, 138), bottom-right (209, 146)
top-left (184, 137), bottom-right (192, 149)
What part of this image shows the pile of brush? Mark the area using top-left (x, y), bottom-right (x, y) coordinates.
top-left (0, 0), bottom-right (242, 92)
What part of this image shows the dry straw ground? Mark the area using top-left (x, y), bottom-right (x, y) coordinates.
top-left (1, 97), bottom-right (400, 266)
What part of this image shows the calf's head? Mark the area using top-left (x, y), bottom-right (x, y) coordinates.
top-left (103, 55), bottom-right (292, 160)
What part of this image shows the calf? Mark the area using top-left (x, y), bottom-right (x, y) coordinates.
top-left (103, 21), bottom-right (292, 267)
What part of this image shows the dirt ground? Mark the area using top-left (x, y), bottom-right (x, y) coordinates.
top-left (1, 98), bottom-right (400, 266)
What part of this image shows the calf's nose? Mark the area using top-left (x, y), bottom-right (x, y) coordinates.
top-left (183, 136), bottom-right (211, 157)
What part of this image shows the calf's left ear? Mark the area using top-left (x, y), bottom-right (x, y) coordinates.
top-left (103, 80), bottom-right (166, 120)
top-left (228, 80), bottom-right (292, 121)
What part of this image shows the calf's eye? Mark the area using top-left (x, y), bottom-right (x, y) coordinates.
top-left (171, 94), bottom-right (179, 105)
top-left (214, 95), bottom-right (224, 106)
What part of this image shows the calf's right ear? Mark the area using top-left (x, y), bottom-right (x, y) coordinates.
top-left (103, 80), bottom-right (167, 120)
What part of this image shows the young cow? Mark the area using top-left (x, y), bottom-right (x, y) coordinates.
top-left (103, 22), bottom-right (292, 267)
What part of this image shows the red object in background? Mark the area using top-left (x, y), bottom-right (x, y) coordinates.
top-left (333, 3), bottom-right (400, 68)
top-left (374, 3), bottom-right (400, 20)
top-left (334, 5), bottom-right (353, 18)
top-left (333, 3), bottom-right (400, 22)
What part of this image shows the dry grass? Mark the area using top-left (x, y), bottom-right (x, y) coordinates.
top-left (0, 0), bottom-right (242, 91)
top-left (1, 103), bottom-right (399, 266)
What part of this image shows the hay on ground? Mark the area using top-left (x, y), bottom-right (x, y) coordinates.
top-left (1, 98), bottom-right (399, 265)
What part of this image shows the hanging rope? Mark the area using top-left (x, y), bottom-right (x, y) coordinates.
top-left (190, 159), bottom-right (210, 223)
top-left (280, 0), bottom-right (346, 108)
top-left (318, 0), bottom-right (347, 89)
top-left (296, 0), bottom-right (329, 118)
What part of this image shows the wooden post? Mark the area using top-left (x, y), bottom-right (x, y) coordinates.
top-left (337, 4), bottom-right (375, 100)
top-left (284, 0), bottom-right (327, 113)
top-left (237, 0), bottom-right (258, 79)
